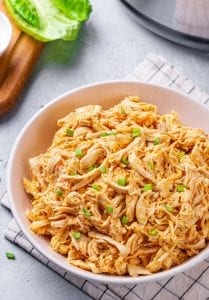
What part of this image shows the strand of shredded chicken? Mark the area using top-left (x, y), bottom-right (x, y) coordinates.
top-left (23, 96), bottom-right (209, 277)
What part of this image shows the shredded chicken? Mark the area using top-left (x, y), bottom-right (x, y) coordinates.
top-left (24, 96), bottom-right (209, 277)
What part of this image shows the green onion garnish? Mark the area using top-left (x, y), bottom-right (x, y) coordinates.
top-left (88, 164), bottom-right (99, 172)
top-left (177, 184), bottom-right (186, 192)
top-left (147, 161), bottom-right (155, 170)
top-left (117, 177), bottom-right (127, 186)
top-left (100, 132), bottom-right (117, 137)
top-left (178, 151), bottom-right (185, 160)
top-left (121, 156), bottom-right (129, 165)
top-left (165, 204), bottom-right (173, 212)
top-left (132, 128), bottom-right (141, 138)
top-left (66, 128), bottom-right (74, 137)
top-left (6, 252), bottom-right (15, 260)
top-left (88, 165), bottom-right (95, 172)
top-left (143, 183), bottom-right (153, 192)
top-left (99, 166), bottom-right (107, 173)
top-left (153, 137), bottom-right (160, 145)
top-left (75, 148), bottom-right (84, 157)
top-left (69, 170), bottom-right (77, 176)
top-left (72, 231), bottom-right (81, 239)
top-left (105, 206), bottom-right (113, 214)
top-left (92, 184), bottom-right (101, 192)
top-left (149, 229), bottom-right (158, 236)
top-left (120, 106), bottom-right (126, 114)
top-left (55, 189), bottom-right (63, 196)
top-left (121, 215), bottom-right (129, 226)
top-left (82, 208), bottom-right (91, 217)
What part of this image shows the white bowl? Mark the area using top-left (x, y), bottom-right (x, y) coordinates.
top-left (0, 12), bottom-right (12, 57)
top-left (7, 81), bottom-right (209, 284)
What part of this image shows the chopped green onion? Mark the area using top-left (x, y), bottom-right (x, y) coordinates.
top-left (100, 131), bottom-right (117, 137)
top-left (66, 128), bottom-right (74, 137)
top-left (105, 206), bottom-right (113, 214)
top-left (69, 170), bottom-right (77, 176)
top-left (149, 229), bottom-right (158, 236)
top-left (120, 106), bottom-right (126, 114)
top-left (6, 252), bottom-right (15, 260)
top-left (179, 150), bottom-right (185, 157)
top-left (88, 164), bottom-right (100, 172)
top-left (92, 184), bottom-right (101, 192)
top-left (178, 151), bottom-right (185, 160)
top-left (132, 128), bottom-right (141, 138)
top-left (82, 208), bottom-right (91, 217)
top-left (143, 183), bottom-right (153, 192)
top-left (121, 215), bottom-right (129, 226)
top-left (99, 166), bottom-right (107, 174)
top-left (165, 204), bottom-right (173, 213)
top-left (55, 188), bottom-right (63, 196)
top-left (72, 231), bottom-right (81, 239)
top-left (121, 156), bottom-right (129, 165)
top-left (147, 161), bottom-right (155, 170)
top-left (117, 177), bottom-right (127, 186)
top-left (75, 148), bottom-right (84, 157)
top-left (177, 184), bottom-right (186, 192)
top-left (153, 137), bottom-right (160, 145)
top-left (88, 165), bottom-right (95, 172)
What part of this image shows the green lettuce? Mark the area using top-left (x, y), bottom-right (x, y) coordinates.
top-left (52, 0), bottom-right (92, 22)
top-left (4, 0), bottom-right (92, 42)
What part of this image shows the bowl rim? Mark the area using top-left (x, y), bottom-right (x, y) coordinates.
top-left (0, 12), bottom-right (12, 56)
top-left (7, 80), bottom-right (209, 284)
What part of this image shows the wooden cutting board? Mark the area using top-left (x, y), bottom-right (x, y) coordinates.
top-left (0, 1), bottom-right (44, 116)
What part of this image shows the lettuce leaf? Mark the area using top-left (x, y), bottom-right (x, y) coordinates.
top-left (4, 0), bottom-right (91, 41)
top-left (52, 0), bottom-right (92, 22)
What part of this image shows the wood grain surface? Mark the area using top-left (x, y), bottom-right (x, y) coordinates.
top-left (0, 1), bottom-right (44, 116)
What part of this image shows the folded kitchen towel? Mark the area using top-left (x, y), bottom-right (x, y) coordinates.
top-left (2, 53), bottom-right (209, 300)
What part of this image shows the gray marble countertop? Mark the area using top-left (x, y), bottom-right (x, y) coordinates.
top-left (0, 0), bottom-right (209, 299)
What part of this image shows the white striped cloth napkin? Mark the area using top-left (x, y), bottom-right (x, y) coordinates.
top-left (2, 53), bottom-right (209, 300)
